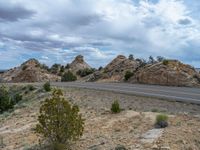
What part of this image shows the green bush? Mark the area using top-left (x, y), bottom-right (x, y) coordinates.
top-left (50, 64), bottom-right (61, 74)
top-left (111, 100), bottom-right (121, 113)
top-left (28, 85), bottom-right (35, 91)
top-left (157, 56), bottom-right (165, 62)
top-left (76, 68), bottom-right (95, 77)
top-left (0, 86), bottom-right (23, 114)
top-left (40, 64), bottom-right (49, 70)
top-left (128, 54), bottom-right (134, 60)
top-left (35, 89), bottom-right (84, 149)
top-left (65, 64), bottom-right (70, 69)
top-left (22, 65), bottom-right (28, 70)
top-left (0, 86), bottom-right (13, 113)
top-left (115, 145), bottom-right (127, 150)
top-left (193, 74), bottom-right (200, 83)
top-left (163, 60), bottom-right (169, 65)
top-left (98, 66), bottom-right (103, 71)
top-left (155, 114), bottom-right (168, 128)
top-left (151, 108), bottom-right (159, 112)
top-left (14, 93), bottom-right (23, 103)
top-left (124, 71), bottom-right (134, 81)
top-left (60, 66), bottom-right (65, 73)
top-left (43, 82), bottom-right (51, 92)
top-left (61, 71), bottom-right (77, 82)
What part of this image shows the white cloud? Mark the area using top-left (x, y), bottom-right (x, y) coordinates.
top-left (0, 0), bottom-right (200, 68)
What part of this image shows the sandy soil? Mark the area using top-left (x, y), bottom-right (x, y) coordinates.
top-left (0, 86), bottom-right (200, 150)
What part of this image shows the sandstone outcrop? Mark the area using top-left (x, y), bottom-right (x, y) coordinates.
top-left (87, 55), bottom-right (139, 82)
top-left (69, 55), bottom-right (91, 73)
top-left (130, 60), bottom-right (200, 87)
top-left (0, 59), bottom-right (60, 82)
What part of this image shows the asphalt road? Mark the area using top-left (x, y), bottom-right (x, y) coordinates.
top-left (2, 82), bottom-right (200, 104)
top-left (50, 82), bottom-right (200, 104)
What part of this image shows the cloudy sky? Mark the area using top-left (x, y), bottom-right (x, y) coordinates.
top-left (0, 0), bottom-right (200, 69)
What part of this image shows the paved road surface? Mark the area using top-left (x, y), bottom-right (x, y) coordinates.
top-left (50, 82), bottom-right (200, 104)
top-left (2, 82), bottom-right (200, 104)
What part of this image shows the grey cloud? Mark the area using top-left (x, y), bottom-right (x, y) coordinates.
top-left (0, 2), bottom-right (35, 22)
top-left (0, 0), bottom-right (200, 68)
top-left (64, 14), bottom-right (103, 28)
top-left (178, 18), bottom-right (192, 25)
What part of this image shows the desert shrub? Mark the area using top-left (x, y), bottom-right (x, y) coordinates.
top-left (60, 66), bottom-right (65, 73)
top-left (28, 85), bottom-right (35, 91)
top-left (14, 93), bottom-right (23, 103)
top-left (22, 65), bottom-right (28, 70)
top-left (98, 66), bottom-right (103, 71)
top-left (50, 64), bottom-right (61, 74)
top-left (0, 86), bottom-right (13, 113)
top-left (61, 71), bottom-right (77, 82)
top-left (163, 60), bottom-right (169, 65)
top-left (0, 86), bottom-right (23, 113)
top-left (124, 71), bottom-right (134, 81)
top-left (136, 58), bottom-right (147, 68)
top-left (115, 145), bottom-right (127, 150)
top-left (43, 82), bottom-right (51, 92)
top-left (155, 114), bottom-right (168, 128)
top-left (65, 64), bottom-right (70, 69)
top-left (148, 56), bottom-right (155, 64)
top-left (76, 68), bottom-right (95, 77)
top-left (40, 64), bottom-right (49, 70)
top-left (111, 100), bottom-right (121, 113)
top-left (157, 56), bottom-right (165, 62)
top-left (103, 69), bottom-right (108, 73)
top-left (35, 89), bottom-right (84, 149)
top-left (193, 74), bottom-right (200, 83)
top-left (128, 54), bottom-right (134, 60)
top-left (151, 108), bottom-right (159, 112)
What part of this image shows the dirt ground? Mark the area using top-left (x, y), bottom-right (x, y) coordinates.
top-left (0, 86), bottom-right (200, 150)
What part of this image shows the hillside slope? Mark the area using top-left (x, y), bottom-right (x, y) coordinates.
top-left (0, 59), bottom-right (60, 82)
top-left (87, 55), bottom-right (139, 82)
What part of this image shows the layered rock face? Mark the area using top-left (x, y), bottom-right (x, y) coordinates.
top-left (69, 55), bottom-right (91, 72)
top-left (130, 60), bottom-right (200, 87)
top-left (0, 59), bottom-right (60, 82)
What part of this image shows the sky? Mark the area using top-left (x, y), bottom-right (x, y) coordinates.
top-left (0, 0), bottom-right (200, 69)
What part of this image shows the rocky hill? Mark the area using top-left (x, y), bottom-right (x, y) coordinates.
top-left (0, 55), bottom-right (199, 87)
top-left (0, 59), bottom-right (60, 82)
top-left (130, 60), bottom-right (200, 87)
top-left (69, 55), bottom-right (91, 73)
top-left (87, 55), bottom-right (139, 82)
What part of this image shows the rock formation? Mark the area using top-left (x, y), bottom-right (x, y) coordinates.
top-left (0, 59), bottom-right (60, 82)
top-left (69, 55), bottom-right (91, 72)
top-left (87, 55), bottom-right (139, 82)
top-left (130, 60), bottom-right (200, 87)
